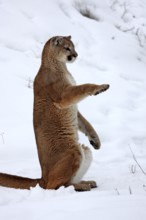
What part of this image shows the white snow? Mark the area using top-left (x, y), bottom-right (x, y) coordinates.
top-left (0, 0), bottom-right (146, 219)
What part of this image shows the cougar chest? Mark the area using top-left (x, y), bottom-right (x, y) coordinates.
top-left (65, 72), bottom-right (76, 85)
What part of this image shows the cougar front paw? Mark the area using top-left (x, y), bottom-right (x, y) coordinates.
top-left (94, 84), bottom-right (110, 95)
top-left (89, 135), bottom-right (101, 149)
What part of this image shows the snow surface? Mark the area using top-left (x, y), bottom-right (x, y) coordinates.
top-left (0, 0), bottom-right (146, 219)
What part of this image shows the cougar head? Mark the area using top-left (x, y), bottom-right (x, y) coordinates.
top-left (50, 36), bottom-right (78, 63)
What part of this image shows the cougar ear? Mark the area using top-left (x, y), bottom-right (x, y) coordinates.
top-left (67, 35), bottom-right (71, 39)
top-left (53, 36), bottom-right (64, 46)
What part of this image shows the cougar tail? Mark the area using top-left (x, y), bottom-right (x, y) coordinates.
top-left (0, 173), bottom-right (40, 189)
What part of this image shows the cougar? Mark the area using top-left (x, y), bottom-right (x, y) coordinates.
top-left (0, 36), bottom-right (109, 191)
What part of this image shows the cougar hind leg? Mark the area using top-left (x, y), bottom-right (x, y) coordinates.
top-left (45, 148), bottom-right (82, 190)
top-left (40, 144), bottom-right (96, 191)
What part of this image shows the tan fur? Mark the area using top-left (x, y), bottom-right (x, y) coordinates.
top-left (0, 36), bottom-right (109, 191)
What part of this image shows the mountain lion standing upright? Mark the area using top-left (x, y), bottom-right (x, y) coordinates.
top-left (0, 36), bottom-right (109, 191)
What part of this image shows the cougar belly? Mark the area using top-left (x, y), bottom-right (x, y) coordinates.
top-left (71, 146), bottom-right (93, 184)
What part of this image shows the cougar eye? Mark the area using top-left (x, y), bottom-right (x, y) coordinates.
top-left (64, 47), bottom-right (71, 51)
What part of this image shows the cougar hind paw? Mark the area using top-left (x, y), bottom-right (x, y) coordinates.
top-left (80, 180), bottom-right (97, 188)
top-left (73, 180), bottom-right (97, 191)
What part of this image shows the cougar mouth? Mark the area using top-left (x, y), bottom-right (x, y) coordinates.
top-left (67, 55), bottom-right (73, 61)
top-left (67, 55), bottom-right (76, 62)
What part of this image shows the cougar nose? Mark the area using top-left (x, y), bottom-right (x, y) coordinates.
top-left (74, 51), bottom-right (78, 58)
